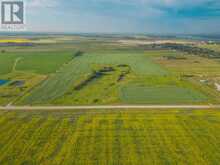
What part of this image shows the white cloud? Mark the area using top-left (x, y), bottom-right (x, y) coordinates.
top-left (87, 0), bottom-right (216, 8)
top-left (26, 0), bottom-right (220, 33)
top-left (27, 0), bottom-right (59, 8)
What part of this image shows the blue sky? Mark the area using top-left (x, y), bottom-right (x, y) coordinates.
top-left (26, 0), bottom-right (220, 34)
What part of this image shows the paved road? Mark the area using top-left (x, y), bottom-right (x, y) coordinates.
top-left (1, 105), bottom-right (220, 110)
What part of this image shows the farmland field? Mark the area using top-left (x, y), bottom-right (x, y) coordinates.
top-left (0, 51), bottom-right (73, 75)
top-left (120, 85), bottom-right (207, 104)
top-left (0, 35), bottom-right (220, 105)
top-left (198, 43), bottom-right (220, 52)
top-left (1, 0), bottom-right (220, 164)
top-left (156, 55), bottom-right (220, 76)
top-left (0, 109), bottom-right (220, 165)
top-left (1, 35), bottom-right (220, 164)
top-left (20, 52), bottom-right (170, 105)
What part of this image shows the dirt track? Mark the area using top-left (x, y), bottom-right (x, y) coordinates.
top-left (1, 105), bottom-right (220, 110)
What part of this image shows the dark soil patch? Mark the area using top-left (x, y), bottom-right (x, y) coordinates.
top-left (74, 71), bottom-right (104, 90)
top-left (9, 80), bottom-right (25, 87)
top-left (73, 51), bottom-right (84, 59)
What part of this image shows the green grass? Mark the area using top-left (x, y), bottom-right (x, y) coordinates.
top-left (199, 44), bottom-right (220, 52)
top-left (0, 109), bottom-right (220, 164)
top-left (19, 57), bottom-right (92, 105)
top-left (0, 51), bottom-right (73, 105)
top-left (52, 65), bottom-right (130, 105)
top-left (1, 39), bottom-right (219, 105)
top-left (0, 72), bottom-right (45, 106)
top-left (157, 55), bottom-right (220, 77)
top-left (0, 54), bottom-right (17, 75)
top-left (20, 52), bottom-right (215, 105)
top-left (0, 51), bottom-right (73, 75)
top-left (20, 52), bottom-right (169, 105)
top-left (156, 54), bottom-right (220, 103)
top-left (120, 85), bottom-right (207, 104)
top-left (84, 52), bottom-right (168, 75)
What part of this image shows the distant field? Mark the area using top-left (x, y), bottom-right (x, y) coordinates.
top-left (157, 55), bottom-right (220, 76)
top-left (1, 35), bottom-right (220, 165)
top-left (0, 36), bottom-right (220, 105)
top-left (20, 52), bottom-right (170, 105)
top-left (0, 109), bottom-right (220, 164)
top-left (83, 52), bottom-right (168, 75)
top-left (18, 51), bottom-right (214, 105)
top-left (156, 54), bottom-right (220, 103)
top-left (0, 54), bottom-right (17, 75)
top-left (0, 51), bottom-right (73, 75)
top-left (199, 44), bottom-right (220, 52)
top-left (0, 38), bottom-right (31, 43)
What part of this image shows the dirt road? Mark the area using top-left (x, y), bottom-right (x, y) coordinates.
top-left (1, 105), bottom-right (220, 110)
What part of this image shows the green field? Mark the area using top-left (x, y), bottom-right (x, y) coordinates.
top-left (199, 43), bottom-right (220, 52)
top-left (19, 56), bottom-right (91, 105)
top-left (19, 52), bottom-right (170, 105)
top-left (157, 55), bottom-right (220, 76)
top-left (84, 52), bottom-right (168, 75)
top-left (0, 51), bottom-right (73, 75)
top-left (0, 50), bottom-right (74, 105)
top-left (0, 109), bottom-right (220, 164)
top-left (0, 72), bottom-right (45, 106)
top-left (0, 35), bottom-right (220, 105)
top-left (1, 35), bottom-right (220, 164)
top-left (120, 85), bottom-right (207, 104)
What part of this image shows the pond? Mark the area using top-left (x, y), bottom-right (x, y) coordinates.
top-left (0, 80), bottom-right (9, 86)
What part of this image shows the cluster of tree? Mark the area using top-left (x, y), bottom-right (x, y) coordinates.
top-left (0, 43), bottom-right (34, 47)
top-left (73, 51), bottom-right (84, 59)
top-left (117, 70), bottom-right (130, 82)
top-left (164, 56), bottom-right (187, 60)
top-left (116, 64), bottom-right (131, 82)
top-left (159, 43), bottom-right (220, 59)
top-left (74, 71), bottom-right (103, 90)
top-left (99, 67), bottom-right (115, 73)
top-left (138, 44), bottom-right (165, 50)
top-left (74, 67), bottom-right (114, 91)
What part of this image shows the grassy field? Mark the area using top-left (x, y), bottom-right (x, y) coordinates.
top-left (0, 72), bottom-right (46, 106)
top-left (0, 109), bottom-right (220, 164)
top-left (4, 50), bottom-right (216, 105)
top-left (0, 50), bottom-right (74, 105)
top-left (198, 43), bottom-right (220, 52)
top-left (19, 52), bottom-right (170, 105)
top-left (0, 51), bottom-right (73, 75)
top-left (0, 36), bottom-right (220, 105)
top-left (156, 54), bottom-right (220, 103)
top-left (0, 38), bottom-right (31, 43)
top-left (84, 52), bottom-right (168, 75)
top-left (120, 85), bottom-right (207, 104)
top-left (1, 36), bottom-right (220, 165)
top-left (18, 57), bottom-right (91, 105)
top-left (156, 55), bottom-right (220, 76)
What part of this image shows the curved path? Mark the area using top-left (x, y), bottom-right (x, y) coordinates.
top-left (12, 57), bottom-right (22, 72)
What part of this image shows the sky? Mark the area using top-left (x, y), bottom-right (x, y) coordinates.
top-left (26, 0), bottom-right (220, 34)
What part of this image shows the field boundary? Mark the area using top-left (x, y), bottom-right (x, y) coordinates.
top-left (1, 105), bottom-right (220, 110)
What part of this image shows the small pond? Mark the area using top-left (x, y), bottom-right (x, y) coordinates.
top-left (0, 80), bottom-right (9, 86)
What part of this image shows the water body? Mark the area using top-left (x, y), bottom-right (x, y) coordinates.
top-left (0, 80), bottom-right (9, 86)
